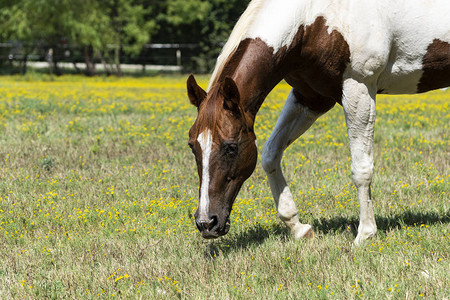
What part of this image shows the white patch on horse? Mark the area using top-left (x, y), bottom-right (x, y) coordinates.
top-left (197, 129), bottom-right (213, 220)
top-left (244, 0), bottom-right (306, 53)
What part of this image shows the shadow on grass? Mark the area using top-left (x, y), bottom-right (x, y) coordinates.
top-left (205, 209), bottom-right (449, 258)
top-left (204, 222), bottom-right (287, 259)
top-left (313, 209), bottom-right (450, 236)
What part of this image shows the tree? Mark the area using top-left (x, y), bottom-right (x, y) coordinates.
top-left (0, 0), bottom-right (251, 74)
top-left (101, 0), bottom-right (157, 75)
top-left (0, 0), bottom-right (38, 73)
top-left (152, 0), bottom-right (250, 72)
top-left (0, 0), bottom-right (156, 75)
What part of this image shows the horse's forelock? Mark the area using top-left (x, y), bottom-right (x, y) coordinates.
top-left (194, 86), bottom-right (222, 137)
top-left (195, 84), bottom-right (250, 139)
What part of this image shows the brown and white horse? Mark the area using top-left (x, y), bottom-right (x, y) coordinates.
top-left (187, 0), bottom-right (450, 244)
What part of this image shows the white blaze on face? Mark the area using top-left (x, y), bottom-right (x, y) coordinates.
top-left (197, 129), bottom-right (213, 220)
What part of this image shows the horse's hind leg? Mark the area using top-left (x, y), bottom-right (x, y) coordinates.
top-left (342, 79), bottom-right (377, 245)
top-left (262, 89), bottom-right (322, 239)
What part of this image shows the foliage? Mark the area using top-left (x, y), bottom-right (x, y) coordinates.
top-left (0, 0), bottom-right (157, 75)
top-left (158, 0), bottom-right (251, 72)
top-left (0, 75), bottom-right (448, 298)
top-left (0, 0), bottom-right (251, 73)
top-left (163, 0), bottom-right (211, 26)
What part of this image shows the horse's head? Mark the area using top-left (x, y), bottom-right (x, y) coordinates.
top-left (187, 75), bottom-right (257, 239)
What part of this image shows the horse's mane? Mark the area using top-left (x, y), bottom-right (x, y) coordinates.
top-left (207, 0), bottom-right (266, 91)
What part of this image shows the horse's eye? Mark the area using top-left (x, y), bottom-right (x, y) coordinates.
top-left (223, 142), bottom-right (238, 157)
top-left (188, 142), bottom-right (195, 153)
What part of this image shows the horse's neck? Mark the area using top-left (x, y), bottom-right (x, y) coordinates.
top-left (215, 38), bottom-right (285, 117)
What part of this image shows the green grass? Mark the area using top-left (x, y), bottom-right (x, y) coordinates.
top-left (0, 75), bottom-right (448, 298)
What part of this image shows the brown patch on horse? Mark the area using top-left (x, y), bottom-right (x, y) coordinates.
top-left (210, 16), bottom-right (350, 115)
top-left (280, 16), bottom-right (350, 112)
top-left (212, 38), bottom-right (275, 117)
top-left (417, 39), bottom-right (450, 93)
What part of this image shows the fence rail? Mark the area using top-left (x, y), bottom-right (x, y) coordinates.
top-left (0, 42), bottom-right (201, 72)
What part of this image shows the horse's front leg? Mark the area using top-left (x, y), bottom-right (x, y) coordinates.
top-left (262, 89), bottom-right (321, 239)
top-left (342, 79), bottom-right (377, 245)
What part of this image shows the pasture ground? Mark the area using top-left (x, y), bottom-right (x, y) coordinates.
top-left (0, 74), bottom-right (448, 298)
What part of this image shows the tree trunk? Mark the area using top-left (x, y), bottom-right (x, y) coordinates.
top-left (83, 45), bottom-right (96, 76)
top-left (21, 53), bottom-right (28, 75)
top-left (111, 0), bottom-right (122, 76)
top-left (48, 47), bottom-right (62, 76)
top-left (53, 60), bottom-right (62, 76)
top-left (98, 52), bottom-right (111, 76)
top-left (47, 48), bottom-right (54, 75)
top-left (114, 43), bottom-right (122, 76)
top-left (72, 61), bottom-right (81, 73)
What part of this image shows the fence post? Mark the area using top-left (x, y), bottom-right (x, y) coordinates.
top-left (176, 49), bottom-right (181, 67)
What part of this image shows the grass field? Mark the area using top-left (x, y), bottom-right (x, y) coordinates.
top-left (0, 74), bottom-right (448, 299)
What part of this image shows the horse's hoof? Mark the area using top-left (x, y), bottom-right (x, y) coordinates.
top-left (293, 224), bottom-right (315, 240)
top-left (353, 230), bottom-right (376, 246)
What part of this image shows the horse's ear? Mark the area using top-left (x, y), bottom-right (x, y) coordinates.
top-left (187, 74), bottom-right (206, 108)
top-left (221, 77), bottom-right (241, 115)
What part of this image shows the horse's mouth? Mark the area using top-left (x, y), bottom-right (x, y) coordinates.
top-left (201, 230), bottom-right (220, 239)
top-left (200, 217), bottom-right (230, 239)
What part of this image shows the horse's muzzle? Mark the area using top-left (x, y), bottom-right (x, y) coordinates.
top-left (196, 215), bottom-right (230, 239)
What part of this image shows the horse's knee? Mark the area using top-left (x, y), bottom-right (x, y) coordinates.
top-left (351, 171), bottom-right (372, 188)
top-left (351, 161), bottom-right (373, 188)
top-left (261, 145), bottom-right (280, 175)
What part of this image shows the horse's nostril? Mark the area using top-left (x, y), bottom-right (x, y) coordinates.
top-left (196, 215), bottom-right (219, 232)
top-left (209, 215), bottom-right (218, 230)
top-left (195, 219), bottom-right (203, 232)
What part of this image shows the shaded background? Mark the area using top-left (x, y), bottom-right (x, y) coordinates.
top-left (0, 0), bottom-right (251, 75)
